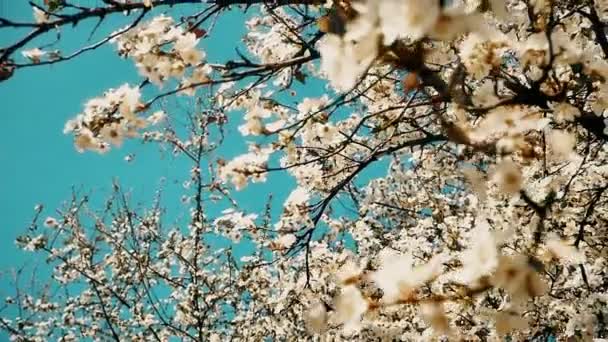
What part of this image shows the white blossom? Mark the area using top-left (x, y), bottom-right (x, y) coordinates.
top-left (334, 285), bottom-right (368, 333)
top-left (32, 7), bottom-right (49, 24)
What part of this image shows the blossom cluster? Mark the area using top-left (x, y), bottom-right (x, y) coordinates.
top-left (62, 84), bottom-right (166, 153)
top-left (111, 15), bottom-right (212, 89)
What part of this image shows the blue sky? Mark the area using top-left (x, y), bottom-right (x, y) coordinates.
top-left (0, 3), bottom-right (275, 297)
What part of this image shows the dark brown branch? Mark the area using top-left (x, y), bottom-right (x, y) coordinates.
top-left (0, 0), bottom-right (320, 65)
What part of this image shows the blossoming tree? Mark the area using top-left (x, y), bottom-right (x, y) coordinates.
top-left (2, 0), bottom-right (608, 340)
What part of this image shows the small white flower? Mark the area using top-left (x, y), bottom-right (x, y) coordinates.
top-left (32, 7), bottom-right (49, 24)
top-left (115, 84), bottom-right (142, 116)
top-left (22, 48), bottom-right (46, 63)
top-left (472, 80), bottom-right (500, 107)
top-left (456, 220), bottom-right (499, 284)
top-left (462, 167), bottom-right (487, 201)
top-left (43, 217), bottom-right (59, 228)
top-left (22, 235), bottom-right (46, 251)
top-left (180, 48), bottom-right (204, 66)
top-left (318, 32), bottom-right (379, 91)
top-left (460, 31), bottom-right (509, 79)
top-left (543, 234), bottom-right (585, 265)
top-left (420, 302), bottom-right (450, 335)
top-left (191, 65), bottom-right (212, 83)
top-left (492, 159), bottom-right (523, 195)
top-left (334, 285), bottom-right (368, 333)
top-left (472, 105), bottom-right (549, 142)
top-left (264, 119), bottom-right (285, 132)
top-left (238, 117), bottom-right (264, 136)
top-left (74, 129), bottom-right (101, 153)
top-left (371, 249), bottom-right (444, 303)
top-left (492, 255), bottom-right (548, 303)
top-left (376, 0), bottom-right (440, 44)
top-left (174, 32), bottom-right (199, 52)
top-left (276, 234), bottom-right (296, 248)
top-left (548, 129), bottom-right (576, 160)
top-left (304, 301), bottom-right (327, 334)
top-left (297, 96), bottom-right (329, 115)
top-left (240, 256), bottom-right (255, 263)
top-left (551, 102), bottom-right (580, 123)
top-left (239, 106), bottom-right (271, 136)
top-left (335, 260), bottom-right (364, 285)
top-left (147, 110), bottom-right (166, 125)
top-left (285, 187), bottom-right (310, 206)
top-left (99, 123), bottom-right (125, 147)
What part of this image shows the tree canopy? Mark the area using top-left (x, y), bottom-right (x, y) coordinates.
top-left (1, 0), bottom-right (608, 340)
